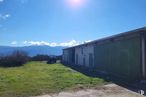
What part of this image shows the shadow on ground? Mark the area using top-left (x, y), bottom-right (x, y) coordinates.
top-left (63, 63), bottom-right (146, 96)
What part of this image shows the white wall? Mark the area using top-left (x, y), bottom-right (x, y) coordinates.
top-left (75, 44), bottom-right (94, 67)
top-left (63, 50), bottom-right (69, 63)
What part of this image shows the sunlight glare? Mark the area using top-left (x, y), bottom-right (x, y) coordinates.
top-left (66, 0), bottom-right (86, 8)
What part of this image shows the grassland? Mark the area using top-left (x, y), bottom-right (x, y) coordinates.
top-left (0, 61), bottom-right (107, 97)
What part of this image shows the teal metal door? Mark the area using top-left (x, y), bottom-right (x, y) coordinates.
top-left (76, 54), bottom-right (78, 65)
top-left (89, 53), bottom-right (93, 67)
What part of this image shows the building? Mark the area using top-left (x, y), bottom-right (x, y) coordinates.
top-left (62, 27), bottom-right (146, 81)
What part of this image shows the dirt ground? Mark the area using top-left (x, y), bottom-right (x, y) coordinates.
top-left (34, 84), bottom-right (145, 97)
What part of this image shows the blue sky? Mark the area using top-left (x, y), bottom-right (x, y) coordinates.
top-left (0, 0), bottom-right (146, 46)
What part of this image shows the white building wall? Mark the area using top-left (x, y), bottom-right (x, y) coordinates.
top-left (75, 47), bottom-right (83, 66)
top-left (84, 44), bottom-right (94, 67)
top-left (63, 50), bottom-right (69, 63)
top-left (75, 44), bottom-right (94, 67)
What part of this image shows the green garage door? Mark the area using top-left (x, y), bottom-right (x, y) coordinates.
top-left (89, 53), bottom-right (93, 67)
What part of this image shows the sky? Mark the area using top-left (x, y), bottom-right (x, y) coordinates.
top-left (0, 0), bottom-right (146, 47)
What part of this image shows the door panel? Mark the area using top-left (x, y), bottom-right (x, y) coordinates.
top-left (89, 53), bottom-right (93, 67)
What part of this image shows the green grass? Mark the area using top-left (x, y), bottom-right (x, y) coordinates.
top-left (0, 61), bottom-right (108, 97)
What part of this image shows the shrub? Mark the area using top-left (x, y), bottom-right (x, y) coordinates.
top-left (31, 55), bottom-right (50, 61)
top-left (47, 57), bottom-right (56, 64)
top-left (56, 55), bottom-right (62, 61)
top-left (0, 50), bottom-right (29, 67)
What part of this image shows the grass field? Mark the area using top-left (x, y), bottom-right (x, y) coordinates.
top-left (0, 61), bottom-right (107, 97)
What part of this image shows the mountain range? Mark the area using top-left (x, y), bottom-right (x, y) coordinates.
top-left (0, 45), bottom-right (66, 57)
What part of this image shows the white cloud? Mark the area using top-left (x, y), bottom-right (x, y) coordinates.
top-left (0, 14), bottom-right (11, 20)
top-left (59, 40), bottom-right (80, 47)
top-left (11, 41), bottom-right (17, 45)
top-left (23, 41), bottom-right (50, 46)
top-left (23, 40), bottom-right (87, 47)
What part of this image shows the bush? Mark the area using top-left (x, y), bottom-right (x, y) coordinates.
top-left (0, 50), bottom-right (29, 67)
top-left (31, 55), bottom-right (50, 61)
top-left (31, 55), bottom-right (61, 64)
top-left (47, 57), bottom-right (56, 64)
top-left (56, 55), bottom-right (62, 61)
